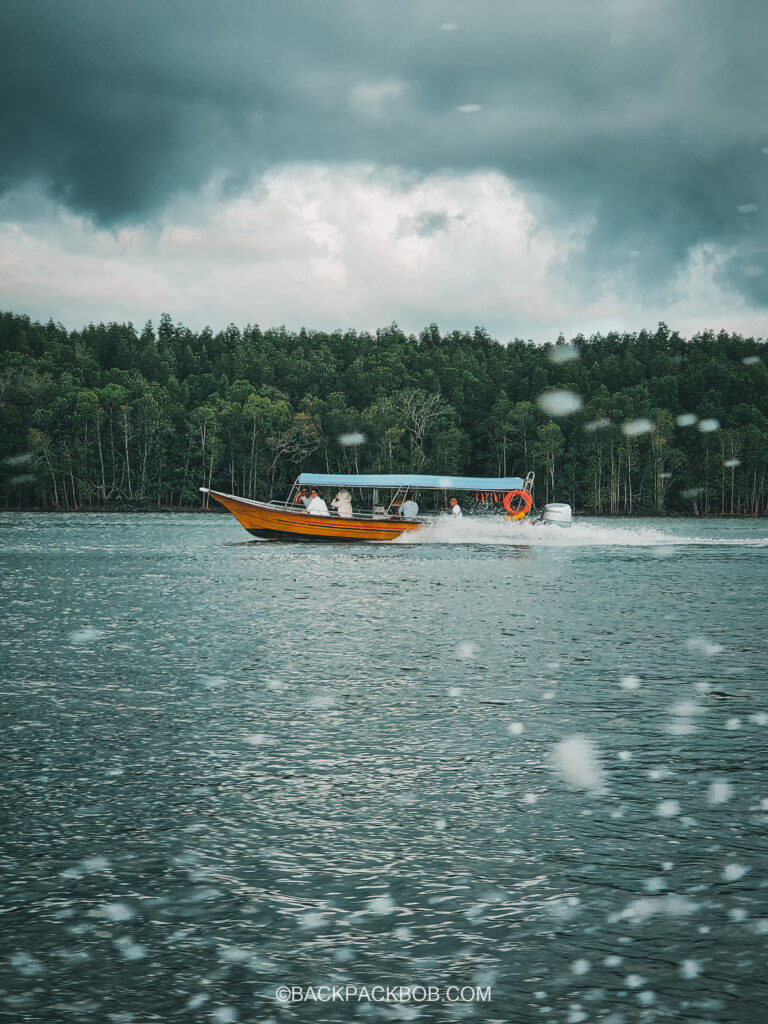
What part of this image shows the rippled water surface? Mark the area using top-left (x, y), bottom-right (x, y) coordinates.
top-left (1, 512), bottom-right (767, 1023)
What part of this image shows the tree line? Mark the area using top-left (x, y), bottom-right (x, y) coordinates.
top-left (1, 311), bottom-right (766, 515)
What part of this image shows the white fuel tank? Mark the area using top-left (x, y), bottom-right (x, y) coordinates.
top-left (539, 502), bottom-right (572, 528)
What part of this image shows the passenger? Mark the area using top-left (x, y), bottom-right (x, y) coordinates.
top-left (331, 489), bottom-right (353, 518)
top-left (449, 496), bottom-right (463, 518)
top-left (400, 499), bottom-right (419, 519)
top-left (305, 488), bottom-right (330, 516)
top-left (294, 486), bottom-right (312, 508)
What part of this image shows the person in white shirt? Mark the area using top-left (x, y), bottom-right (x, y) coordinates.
top-left (449, 496), bottom-right (462, 517)
top-left (305, 488), bottom-right (330, 516)
top-left (331, 490), bottom-right (353, 518)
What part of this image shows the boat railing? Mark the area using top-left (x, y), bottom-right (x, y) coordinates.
top-left (273, 497), bottom-right (419, 522)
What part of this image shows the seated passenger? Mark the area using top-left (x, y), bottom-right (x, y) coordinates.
top-left (294, 486), bottom-right (312, 508)
top-left (331, 490), bottom-right (353, 518)
top-left (305, 488), bottom-right (329, 516)
top-left (400, 499), bottom-right (419, 519)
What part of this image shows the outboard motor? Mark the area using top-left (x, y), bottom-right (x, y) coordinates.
top-left (538, 502), bottom-right (573, 528)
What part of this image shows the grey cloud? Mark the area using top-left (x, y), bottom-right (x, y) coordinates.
top-left (2, 0), bottom-right (767, 307)
top-left (412, 211), bottom-right (452, 236)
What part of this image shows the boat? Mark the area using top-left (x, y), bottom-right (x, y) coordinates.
top-left (201, 472), bottom-right (535, 542)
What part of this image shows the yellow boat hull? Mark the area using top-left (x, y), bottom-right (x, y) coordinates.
top-left (206, 490), bottom-right (421, 542)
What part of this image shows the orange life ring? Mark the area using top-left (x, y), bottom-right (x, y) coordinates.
top-left (503, 489), bottom-right (533, 520)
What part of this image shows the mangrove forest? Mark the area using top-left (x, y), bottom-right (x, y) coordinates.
top-left (1, 311), bottom-right (766, 515)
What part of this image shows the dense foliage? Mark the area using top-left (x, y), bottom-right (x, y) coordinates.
top-left (1, 311), bottom-right (766, 514)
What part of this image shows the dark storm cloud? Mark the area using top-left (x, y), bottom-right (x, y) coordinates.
top-left (2, 0), bottom-right (767, 303)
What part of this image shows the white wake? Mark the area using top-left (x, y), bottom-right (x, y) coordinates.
top-left (394, 517), bottom-right (768, 547)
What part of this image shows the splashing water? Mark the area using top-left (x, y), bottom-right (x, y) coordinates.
top-left (394, 516), bottom-right (768, 547)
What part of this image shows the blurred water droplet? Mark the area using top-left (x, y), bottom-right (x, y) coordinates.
top-left (508, 721), bottom-right (524, 735)
top-left (724, 458), bottom-right (741, 468)
top-left (537, 390), bottom-right (583, 416)
top-left (742, 355), bottom-right (761, 364)
top-left (584, 418), bottom-right (610, 432)
top-left (548, 344), bottom-right (579, 364)
top-left (676, 413), bottom-right (697, 427)
top-left (244, 733), bottom-right (273, 747)
top-left (367, 895), bottom-right (396, 915)
top-left (298, 911), bottom-right (328, 929)
top-left (722, 863), bottom-right (748, 882)
top-left (69, 628), bottom-right (103, 643)
top-left (211, 1008), bottom-right (238, 1024)
top-left (3, 452), bottom-right (34, 466)
top-left (571, 958), bottom-right (591, 975)
top-left (113, 937), bottom-right (147, 960)
top-left (619, 675), bottom-right (641, 690)
top-left (339, 432), bottom-right (365, 446)
top-left (643, 877), bottom-right (666, 893)
top-left (553, 735), bottom-right (605, 791)
top-left (81, 856), bottom-right (110, 872)
top-left (10, 953), bottom-right (44, 976)
top-left (707, 780), bottom-right (733, 805)
top-left (100, 902), bottom-right (135, 922)
top-left (656, 800), bottom-right (681, 818)
top-left (698, 418), bottom-right (720, 433)
top-left (679, 959), bottom-right (701, 979)
top-left (685, 636), bottom-right (723, 656)
top-left (622, 418), bottom-right (653, 436)
top-left (455, 641), bottom-right (478, 660)
top-left (737, 203), bottom-right (759, 213)
top-left (612, 894), bottom-right (698, 924)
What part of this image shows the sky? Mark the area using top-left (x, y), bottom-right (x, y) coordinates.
top-left (1, 0), bottom-right (767, 342)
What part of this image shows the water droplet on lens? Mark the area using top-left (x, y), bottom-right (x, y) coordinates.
top-left (537, 390), bottom-right (583, 416)
top-left (723, 863), bottom-right (749, 882)
top-left (698, 418), bottom-right (719, 433)
top-left (584, 418), bottom-right (610, 432)
top-left (676, 413), bottom-right (697, 427)
top-left (656, 800), bottom-right (681, 818)
top-left (622, 418), bottom-right (653, 436)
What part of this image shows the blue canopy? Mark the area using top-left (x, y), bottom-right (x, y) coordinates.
top-left (297, 473), bottom-right (525, 491)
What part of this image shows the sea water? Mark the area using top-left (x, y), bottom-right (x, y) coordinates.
top-left (1, 513), bottom-right (767, 1023)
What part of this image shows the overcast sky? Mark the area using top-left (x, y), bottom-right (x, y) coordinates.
top-left (2, 0), bottom-right (767, 341)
